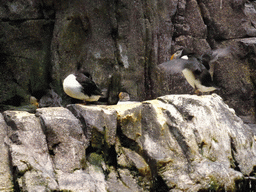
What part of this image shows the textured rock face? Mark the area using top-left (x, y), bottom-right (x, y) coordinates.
top-left (3, 110), bottom-right (58, 191)
top-left (0, 0), bottom-right (256, 120)
top-left (0, 114), bottom-right (13, 191)
top-left (0, 94), bottom-right (256, 191)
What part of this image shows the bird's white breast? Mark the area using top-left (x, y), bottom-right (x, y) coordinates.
top-left (63, 74), bottom-right (88, 100)
top-left (182, 68), bottom-right (196, 88)
top-left (181, 69), bottom-right (217, 92)
top-left (63, 74), bottom-right (101, 101)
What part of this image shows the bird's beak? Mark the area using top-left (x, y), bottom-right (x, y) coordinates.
top-left (170, 54), bottom-right (175, 60)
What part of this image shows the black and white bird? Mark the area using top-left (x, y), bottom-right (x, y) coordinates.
top-left (159, 48), bottom-right (230, 94)
top-left (63, 68), bottom-right (102, 103)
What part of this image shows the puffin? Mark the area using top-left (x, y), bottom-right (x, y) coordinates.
top-left (159, 48), bottom-right (229, 94)
top-left (63, 68), bottom-right (102, 103)
top-left (118, 92), bottom-right (130, 101)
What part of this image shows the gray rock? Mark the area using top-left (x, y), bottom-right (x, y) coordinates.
top-left (0, 94), bottom-right (256, 191)
top-left (67, 104), bottom-right (117, 147)
top-left (0, 0), bottom-right (43, 20)
top-left (39, 89), bottom-right (62, 108)
top-left (174, 0), bottom-right (207, 38)
top-left (244, 1), bottom-right (256, 28)
top-left (198, 0), bottom-right (250, 39)
top-left (213, 38), bottom-right (255, 117)
top-left (3, 110), bottom-right (58, 191)
top-left (0, 19), bottom-right (54, 105)
top-left (107, 168), bottom-right (144, 192)
top-left (152, 94), bottom-right (255, 190)
top-left (79, 94), bottom-right (256, 191)
top-left (1, 0), bottom-right (256, 190)
top-left (0, 114), bottom-right (13, 192)
top-left (36, 107), bottom-right (88, 173)
top-left (104, 94), bottom-right (256, 191)
top-left (57, 167), bottom-right (106, 192)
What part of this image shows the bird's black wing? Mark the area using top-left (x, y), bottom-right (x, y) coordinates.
top-left (75, 73), bottom-right (102, 96)
top-left (199, 69), bottom-right (216, 87)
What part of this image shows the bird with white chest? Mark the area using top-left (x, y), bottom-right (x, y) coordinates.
top-left (159, 48), bottom-right (230, 94)
top-left (63, 67), bottom-right (102, 103)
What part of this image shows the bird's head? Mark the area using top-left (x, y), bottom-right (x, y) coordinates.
top-left (118, 92), bottom-right (130, 101)
top-left (77, 68), bottom-right (92, 79)
top-left (76, 62), bottom-right (92, 79)
top-left (30, 96), bottom-right (39, 108)
top-left (170, 49), bottom-right (183, 60)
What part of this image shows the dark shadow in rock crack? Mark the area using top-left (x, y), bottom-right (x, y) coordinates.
top-left (167, 124), bottom-right (192, 165)
top-left (230, 136), bottom-right (241, 172)
top-left (158, 98), bottom-right (195, 122)
top-left (66, 105), bottom-right (93, 141)
top-left (117, 116), bottom-right (169, 192)
top-left (8, 147), bottom-right (21, 192)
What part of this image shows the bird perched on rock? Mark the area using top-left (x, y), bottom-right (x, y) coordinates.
top-left (63, 67), bottom-right (102, 103)
top-left (118, 92), bottom-right (130, 101)
top-left (159, 47), bottom-right (229, 94)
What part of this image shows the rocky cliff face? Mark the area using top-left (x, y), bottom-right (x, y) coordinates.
top-left (1, 94), bottom-right (256, 191)
top-left (0, 0), bottom-right (256, 120)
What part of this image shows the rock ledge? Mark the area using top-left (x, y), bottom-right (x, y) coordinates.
top-left (1, 94), bottom-right (256, 191)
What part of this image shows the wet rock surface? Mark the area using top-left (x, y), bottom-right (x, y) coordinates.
top-left (0, 94), bottom-right (256, 191)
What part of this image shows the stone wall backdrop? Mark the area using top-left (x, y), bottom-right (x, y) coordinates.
top-left (0, 0), bottom-right (255, 119)
top-left (1, 0), bottom-right (256, 191)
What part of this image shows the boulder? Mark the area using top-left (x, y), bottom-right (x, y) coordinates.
top-left (0, 114), bottom-right (13, 192)
top-left (1, 94), bottom-right (256, 191)
top-left (3, 110), bottom-right (58, 191)
top-left (36, 107), bottom-right (88, 173)
top-left (67, 104), bottom-right (117, 147)
top-left (36, 107), bottom-right (110, 191)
